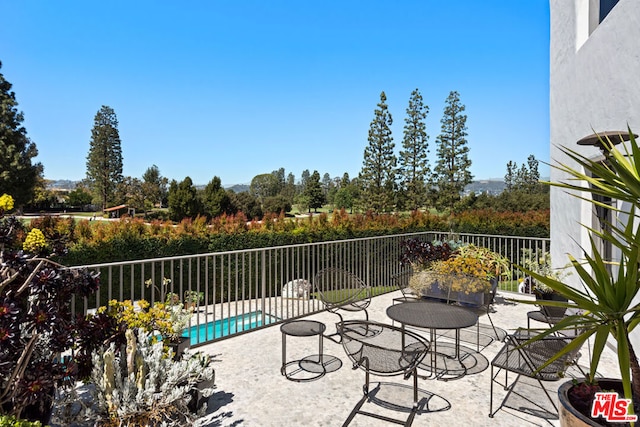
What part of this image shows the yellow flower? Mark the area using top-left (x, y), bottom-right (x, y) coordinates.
top-left (23, 228), bottom-right (47, 253)
top-left (0, 194), bottom-right (14, 212)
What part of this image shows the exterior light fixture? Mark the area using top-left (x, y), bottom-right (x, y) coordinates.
top-left (576, 130), bottom-right (638, 152)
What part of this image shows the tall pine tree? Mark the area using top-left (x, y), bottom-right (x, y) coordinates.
top-left (398, 88), bottom-right (430, 210)
top-left (303, 170), bottom-right (325, 213)
top-left (433, 91), bottom-right (472, 210)
top-left (359, 91), bottom-right (396, 213)
top-left (0, 61), bottom-right (43, 207)
top-left (86, 105), bottom-right (123, 210)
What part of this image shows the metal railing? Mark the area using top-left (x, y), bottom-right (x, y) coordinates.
top-left (70, 231), bottom-right (549, 347)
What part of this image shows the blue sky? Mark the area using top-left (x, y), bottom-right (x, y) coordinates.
top-left (1, 1), bottom-right (550, 186)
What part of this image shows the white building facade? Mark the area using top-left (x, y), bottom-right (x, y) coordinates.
top-left (550, 0), bottom-right (640, 281)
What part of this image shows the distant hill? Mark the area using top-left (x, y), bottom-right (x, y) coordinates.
top-left (464, 180), bottom-right (505, 195)
top-left (46, 179), bottom-right (511, 196)
top-left (47, 180), bottom-right (79, 190)
top-left (225, 184), bottom-right (250, 193)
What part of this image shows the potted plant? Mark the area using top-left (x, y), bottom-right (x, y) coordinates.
top-left (520, 129), bottom-right (640, 425)
top-left (184, 290), bottom-right (204, 310)
top-left (398, 238), bottom-right (456, 300)
top-left (428, 244), bottom-right (510, 306)
top-left (520, 249), bottom-right (571, 318)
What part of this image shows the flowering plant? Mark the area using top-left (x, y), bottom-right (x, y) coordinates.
top-left (0, 195), bottom-right (100, 423)
top-left (398, 238), bottom-right (456, 271)
top-left (428, 244), bottom-right (509, 294)
top-left (0, 194), bottom-right (14, 213)
top-left (520, 249), bottom-right (570, 294)
top-left (98, 298), bottom-right (192, 343)
top-left (22, 229), bottom-right (47, 254)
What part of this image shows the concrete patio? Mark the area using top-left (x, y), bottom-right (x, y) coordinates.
top-left (195, 290), bottom-right (620, 427)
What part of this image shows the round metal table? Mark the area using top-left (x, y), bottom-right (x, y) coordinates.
top-left (280, 320), bottom-right (326, 382)
top-left (386, 301), bottom-right (478, 380)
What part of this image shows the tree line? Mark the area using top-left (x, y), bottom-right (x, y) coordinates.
top-left (0, 60), bottom-right (546, 219)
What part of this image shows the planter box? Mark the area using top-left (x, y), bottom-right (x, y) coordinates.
top-left (411, 272), bottom-right (491, 307)
top-left (455, 291), bottom-right (486, 307)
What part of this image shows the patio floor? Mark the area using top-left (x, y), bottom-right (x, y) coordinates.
top-left (194, 290), bottom-right (620, 427)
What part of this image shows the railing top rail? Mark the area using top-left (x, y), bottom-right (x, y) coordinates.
top-left (67, 231), bottom-right (549, 269)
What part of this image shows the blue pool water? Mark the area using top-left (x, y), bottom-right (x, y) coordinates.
top-left (183, 311), bottom-right (279, 344)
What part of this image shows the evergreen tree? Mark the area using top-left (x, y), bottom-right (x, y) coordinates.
top-left (230, 191), bottom-right (263, 220)
top-left (300, 169), bottom-right (310, 189)
top-left (86, 105), bottom-right (123, 210)
top-left (398, 88), bottom-right (430, 210)
top-left (526, 154), bottom-right (541, 190)
top-left (303, 170), bottom-right (325, 213)
top-left (0, 62), bottom-right (43, 207)
top-left (359, 91), bottom-right (396, 212)
top-left (505, 154), bottom-right (541, 193)
top-left (504, 160), bottom-right (517, 191)
top-left (202, 176), bottom-right (232, 218)
top-left (433, 91), bottom-right (472, 210)
top-left (167, 177), bottom-right (201, 221)
top-left (282, 172), bottom-right (296, 204)
top-left (142, 165), bottom-right (168, 209)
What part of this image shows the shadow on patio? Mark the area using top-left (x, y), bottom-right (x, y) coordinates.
top-left (195, 290), bottom-right (619, 427)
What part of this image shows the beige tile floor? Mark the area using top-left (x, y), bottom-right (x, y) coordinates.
top-left (195, 290), bottom-right (620, 427)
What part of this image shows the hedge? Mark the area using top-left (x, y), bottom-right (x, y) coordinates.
top-left (41, 209), bottom-right (549, 266)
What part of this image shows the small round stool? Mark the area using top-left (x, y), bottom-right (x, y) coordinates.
top-left (280, 319), bottom-right (326, 382)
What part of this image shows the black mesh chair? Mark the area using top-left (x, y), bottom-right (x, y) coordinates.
top-left (338, 320), bottom-right (430, 426)
top-left (471, 278), bottom-right (502, 348)
top-left (489, 328), bottom-right (585, 419)
top-left (390, 270), bottom-right (421, 304)
top-left (313, 268), bottom-right (372, 343)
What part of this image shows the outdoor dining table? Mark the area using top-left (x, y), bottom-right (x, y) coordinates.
top-left (386, 300), bottom-right (479, 380)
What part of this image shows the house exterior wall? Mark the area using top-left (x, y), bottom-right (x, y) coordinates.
top-left (550, 0), bottom-right (640, 283)
top-left (550, 0), bottom-right (640, 353)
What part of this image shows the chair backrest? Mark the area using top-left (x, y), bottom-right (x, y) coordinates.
top-left (496, 328), bottom-right (583, 380)
top-left (484, 278), bottom-right (499, 310)
top-left (313, 268), bottom-right (372, 312)
top-left (390, 270), bottom-right (415, 298)
top-left (337, 320), bottom-right (429, 376)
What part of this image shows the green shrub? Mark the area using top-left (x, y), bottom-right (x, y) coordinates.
top-left (0, 415), bottom-right (43, 427)
top-left (52, 208), bottom-right (549, 265)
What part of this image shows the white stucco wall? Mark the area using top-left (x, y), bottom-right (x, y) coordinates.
top-left (549, 0), bottom-right (640, 354)
top-left (550, 0), bottom-right (640, 278)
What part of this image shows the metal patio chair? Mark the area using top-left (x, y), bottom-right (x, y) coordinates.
top-left (313, 267), bottom-right (372, 343)
top-left (489, 328), bottom-right (585, 419)
top-left (390, 270), bottom-right (421, 304)
top-left (470, 278), bottom-right (503, 348)
top-left (337, 320), bottom-right (431, 427)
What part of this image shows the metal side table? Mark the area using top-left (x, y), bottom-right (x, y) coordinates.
top-left (280, 319), bottom-right (326, 382)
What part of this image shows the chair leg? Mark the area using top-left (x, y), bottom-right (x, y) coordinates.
top-left (324, 312), bottom-right (346, 344)
top-left (342, 394), bottom-right (368, 427)
top-left (489, 364), bottom-right (495, 417)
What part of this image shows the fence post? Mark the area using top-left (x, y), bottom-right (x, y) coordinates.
top-left (261, 249), bottom-right (267, 325)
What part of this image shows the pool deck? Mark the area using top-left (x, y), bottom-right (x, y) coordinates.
top-left (194, 290), bottom-right (620, 427)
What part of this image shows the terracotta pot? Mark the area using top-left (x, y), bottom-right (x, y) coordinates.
top-left (559, 378), bottom-right (633, 427)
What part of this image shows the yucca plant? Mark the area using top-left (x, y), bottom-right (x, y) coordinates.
top-left (520, 127), bottom-right (640, 415)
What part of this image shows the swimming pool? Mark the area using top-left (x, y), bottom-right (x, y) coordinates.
top-left (183, 310), bottom-right (279, 344)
